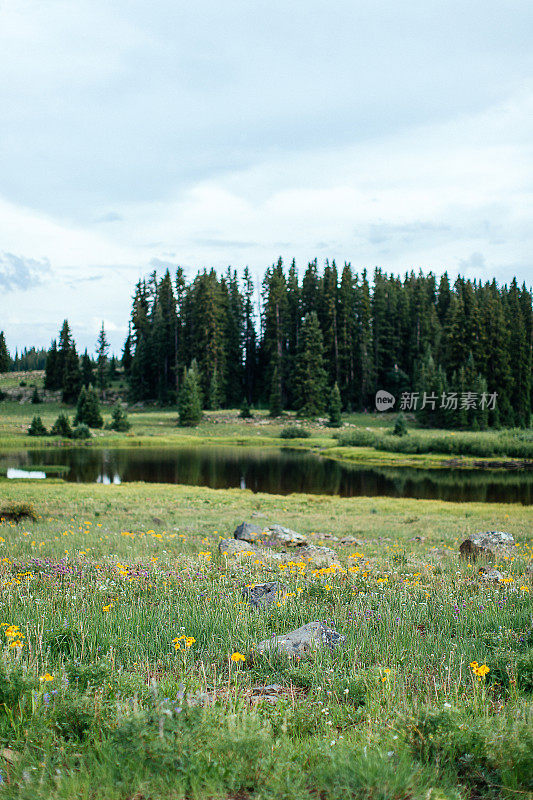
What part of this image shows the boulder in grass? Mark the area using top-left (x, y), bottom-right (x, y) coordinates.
top-left (459, 531), bottom-right (515, 562)
top-left (234, 521), bottom-right (308, 548)
top-left (254, 621), bottom-right (345, 656)
top-left (478, 567), bottom-right (504, 583)
top-left (234, 522), bottom-right (267, 543)
top-left (218, 539), bottom-right (262, 557)
top-left (266, 524), bottom-right (307, 547)
top-left (242, 582), bottom-right (285, 609)
top-left (279, 545), bottom-right (340, 569)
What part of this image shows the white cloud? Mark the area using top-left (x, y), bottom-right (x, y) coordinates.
top-left (1, 1), bottom-right (532, 352)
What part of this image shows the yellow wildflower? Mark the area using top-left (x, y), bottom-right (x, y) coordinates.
top-left (39, 673), bottom-right (54, 683)
top-left (231, 652), bottom-right (245, 662)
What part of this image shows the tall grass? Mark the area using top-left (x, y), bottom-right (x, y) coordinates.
top-left (336, 427), bottom-right (533, 459)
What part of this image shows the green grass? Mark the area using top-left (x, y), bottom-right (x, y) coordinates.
top-left (0, 482), bottom-right (531, 798)
top-left (0, 398), bottom-right (531, 469)
top-left (336, 428), bottom-right (533, 460)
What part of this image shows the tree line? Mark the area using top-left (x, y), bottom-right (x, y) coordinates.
top-left (2, 260), bottom-right (531, 428)
top-left (123, 262), bottom-right (531, 428)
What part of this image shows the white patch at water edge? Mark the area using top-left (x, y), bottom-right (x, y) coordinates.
top-left (96, 473), bottom-right (121, 484)
top-left (7, 468), bottom-right (46, 479)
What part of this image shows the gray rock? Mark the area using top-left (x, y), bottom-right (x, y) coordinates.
top-left (234, 521), bottom-right (308, 548)
top-left (242, 582), bottom-right (284, 609)
top-left (218, 538), bottom-right (261, 557)
top-left (254, 621), bottom-right (345, 656)
top-left (459, 531), bottom-right (515, 562)
top-left (478, 567), bottom-right (503, 583)
top-left (340, 536), bottom-right (360, 545)
top-left (234, 522), bottom-right (268, 543)
top-left (279, 545), bottom-right (340, 568)
top-left (267, 524), bottom-right (307, 547)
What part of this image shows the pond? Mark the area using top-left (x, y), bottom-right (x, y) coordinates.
top-left (1, 446), bottom-right (532, 504)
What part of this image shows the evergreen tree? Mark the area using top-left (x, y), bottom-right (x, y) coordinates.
top-left (50, 412), bottom-right (73, 438)
top-left (74, 385), bottom-right (103, 428)
top-left (328, 382), bottom-right (342, 427)
top-left (81, 350), bottom-right (94, 388)
top-left (239, 397), bottom-right (253, 419)
top-left (28, 416), bottom-right (47, 436)
top-left (242, 267), bottom-right (257, 403)
top-left (262, 259), bottom-right (288, 408)
top-left (44, 340), bottom-right (60, 390)
top-left (31, 387), bottom-right (41, 404)
top-left (295, 312), bottom-right (327, 417)
top-left (0, 332), bottom-right (10, 372)
top-left (109, 405), bottom-right (131, 431)
top-left (122, 325), bottom-right (133, 375)
top-left (62, 344), bottom-right (82, 404)
top-left (269, 363), bottom-right (283, 417)
top-left (393, 412), bottom-right (408, 436)
top-left (338, 263), bottom-right (356, 409)
top-left (96, 322), bottom-right (110, 396)
top-left (223, 269), bottom-right (244, 407)
top-left (178, 363), bottom-right (203, 426)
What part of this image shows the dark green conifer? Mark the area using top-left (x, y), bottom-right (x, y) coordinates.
top-left (81, 350), bottom-right (94, 388)
top-left (269, 364), bottom-right (283, 417)
top-left (50, 413), bottom-right (73, 438)
top-left (96, 322), bottom-right (110, 396)
top-left (74, 385), bottom-right (103, 428)
top-left (295, 312), bottom-right (327, 417)
top-left (109, 404), bottom-right (131, 431)
top-left (178, 363), bottom-right (203, 427)
top-left (239, 398), bottom-right (253, 419)
top-left (28, 416), bottom-right (47, 436)
top-left (0, 332), bottom-right (10, 373)
top-left (393, 412), bottom-right (408, 436)
top-left (328, 382), bottom-right (342, 427)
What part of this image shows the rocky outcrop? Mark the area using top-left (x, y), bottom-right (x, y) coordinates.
top-left (459, 531), bottom-right (515, 562)
top-left (254, 621), bottom-right (345, 656)
top-left (242, 582), bottom-right (284, 609)
top-left (234, 521), bottom-right (307, 548)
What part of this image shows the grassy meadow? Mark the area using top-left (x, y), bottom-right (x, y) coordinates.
top-left (0, 481), bottom-right (531, 799)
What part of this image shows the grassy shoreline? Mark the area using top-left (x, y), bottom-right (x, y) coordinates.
top-left (1, 401), bottom-right (531, 469)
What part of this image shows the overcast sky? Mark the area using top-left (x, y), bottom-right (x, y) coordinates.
top-left (1, 0), bottom-right (532, 354)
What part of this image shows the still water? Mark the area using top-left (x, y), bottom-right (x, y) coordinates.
top-left (1, 446), bottom-right (531, 504)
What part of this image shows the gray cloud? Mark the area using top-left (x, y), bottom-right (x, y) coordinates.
top-left (459, 252), bottom-right (486, 273)
top-left (0, 252), bottom-right (51, 291)
top-left (94, 211), bottom-right (123, 223)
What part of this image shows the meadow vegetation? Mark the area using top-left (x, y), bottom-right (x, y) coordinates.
top-left (0, 482), bottom-right (531, 798)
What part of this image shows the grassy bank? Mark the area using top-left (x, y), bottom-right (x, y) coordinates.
top-left (0, 482), bottom-right (531, 798)
top-left (1, 400), bottom-right (531, 469)
top-left (336, 428), bottom-right (533, 460)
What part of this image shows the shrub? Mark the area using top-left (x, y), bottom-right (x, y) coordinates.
top-left (239, 398), bottom-right (253, 419)
top-left (0, 502), bottom-right (36, 522)
top-left (72, 423), bottom-right (91, 439)
top-left (392, 411), bottom-right (408, 436)
top-left (50, 412), bottom-right (73, 438)
top-left (108, 404), bottom-right (131, 431)
top-left (28, 415), bottom-right (47, 436)
top-left (280, 425), bottom-right (311, 439)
